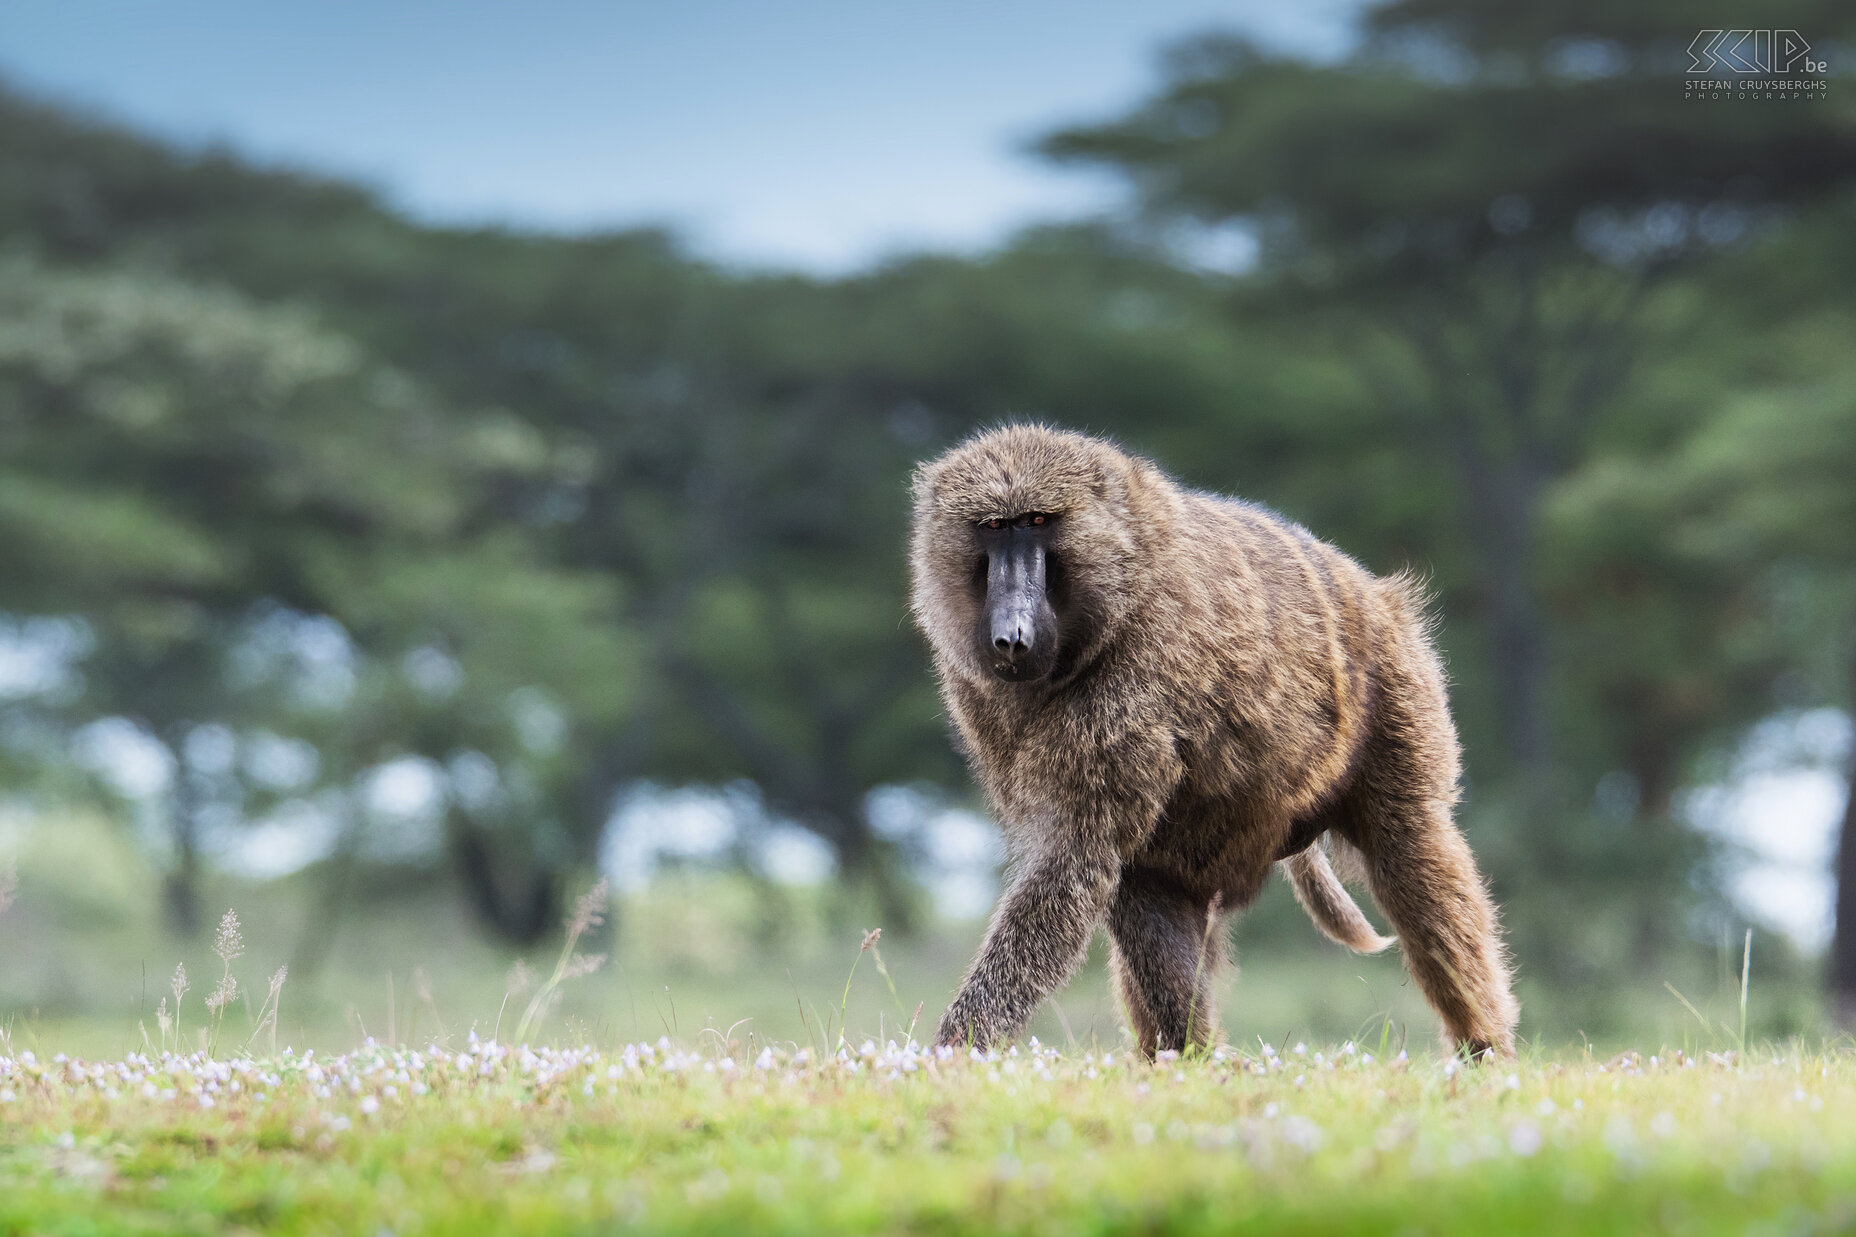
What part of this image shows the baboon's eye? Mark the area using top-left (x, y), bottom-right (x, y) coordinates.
top-left (1031, 513), bottom-right (1047, 526)
top-left (983, 518), bottom-right (1004, 529)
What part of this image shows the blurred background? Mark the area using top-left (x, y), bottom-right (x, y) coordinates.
top-left (0, 0), bottom-right (1852, 1056)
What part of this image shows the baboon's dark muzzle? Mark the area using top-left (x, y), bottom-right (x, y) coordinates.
top-left (983, 531), bottom-right (1056, 680)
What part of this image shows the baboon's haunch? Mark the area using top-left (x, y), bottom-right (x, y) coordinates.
top-left (910, 426), bottom-right (1517, 1058)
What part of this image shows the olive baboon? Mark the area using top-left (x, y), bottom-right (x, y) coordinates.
top-left (910, 425), bottom-right (1517, 1058)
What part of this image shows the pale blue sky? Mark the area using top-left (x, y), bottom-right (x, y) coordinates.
top-left (0, 0), bottom-right (1362, 271)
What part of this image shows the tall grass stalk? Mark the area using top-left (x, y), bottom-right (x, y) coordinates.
top-left (866, 934), bottom-right (914, 1036)
top-left (245, 967), bottom-right (288, 1058)
top-left (1738, 929), bottom-right (1753, 1053)
top-left (168, 965), bottom-right (188, 1052)
top-left (1663, 981), bottom-right (1718, 1046)
top-left (837, 929), bottom-right (882, 1052)
top-left (204, 909), bottom-right (244, 1058)
top-left (512, 880), bottom-right (609, 1046)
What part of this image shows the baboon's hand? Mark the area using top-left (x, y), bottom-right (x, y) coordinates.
top-left (932, 994), bottom-right (999, 1052)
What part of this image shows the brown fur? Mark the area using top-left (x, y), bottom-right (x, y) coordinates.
top-left (910, 425), bottom-right (1517, 1058)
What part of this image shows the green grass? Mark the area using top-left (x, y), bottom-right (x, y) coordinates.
top-left (4, 818), bottom-right (1848, 1233)
top-left (3, 1035), bottom-right (1855, 1235)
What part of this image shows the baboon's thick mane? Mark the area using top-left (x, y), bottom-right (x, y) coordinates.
top-left (913, 424), bottom-right (1130, 525)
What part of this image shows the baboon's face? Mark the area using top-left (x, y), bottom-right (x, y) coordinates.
top-left (912, 426), bottom-right (1143, 688)
top-left (974, 511), bottom-right (1063, 682)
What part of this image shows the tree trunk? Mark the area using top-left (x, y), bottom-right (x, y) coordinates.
top-left (291, 803), bottom-right (359, 981)
top-left (1487, 523), bottom-right (1552, 790)
top-left (1401, 299), bottom-right (1557, 804)
top-left (162, 843), bottom-right (202, 938)
top-left (449, 815), bottom-right (561, 947)
top-left (1828, 644), bottom-right (1856, 1029)
top-left (1462, 457), bottom-right (1555, 804)
top-left (162, 737), bottom-right (202, 937)
top-left (831, 820), bottom-right (919, 937)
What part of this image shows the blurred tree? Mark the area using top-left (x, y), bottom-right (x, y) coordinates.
top-left (1040, 0), bottom-right (1856, 981)
top-left (314, 535), bottom-right (636, 946)
top-left (1042, 0), bottom-right (1856, 789)
top-left (0, 256), bottom-right (630, 939)
top-left (1546, 204), bottom-right (1856, 1016)
top-left (0, 258), bottom-right (440, 929)
top-left (2, 31), bottom-right (1852, 1027)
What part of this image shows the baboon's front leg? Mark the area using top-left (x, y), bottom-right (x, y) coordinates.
top-left (934, 849), bottom-right (1119, 1050)
top-left (1108, 868), bottom-right (1223, 1057)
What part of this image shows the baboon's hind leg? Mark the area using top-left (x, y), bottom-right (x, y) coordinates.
top-left (1349, 792), bottom-right (1518, 1057)
top-left (1107, 868), bottom-right (1223, 1057)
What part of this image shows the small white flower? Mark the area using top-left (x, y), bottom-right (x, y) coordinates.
top-left (1280, 1116), bottom-right (1323, 1152)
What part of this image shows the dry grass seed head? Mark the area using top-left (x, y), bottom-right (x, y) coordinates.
top-left (567, 878), bottom-right (609, 940)
top-left (214, 908), bottom-right (245, 963)
top-left (507, 959), bottom-right (534, 996)
top-left (563, 952), bottom-right (606, 980)
top-left (205, 973), bottom-right (237, 1012)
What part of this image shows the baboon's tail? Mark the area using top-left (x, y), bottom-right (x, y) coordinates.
top-left (1282, 843), bottom-right (1396, 954)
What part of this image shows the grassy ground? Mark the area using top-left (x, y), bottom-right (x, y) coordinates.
top-left (5, 815), bottom-right (1849, 1233)
top-left (4, 1034), bottom-right (1854, 1236)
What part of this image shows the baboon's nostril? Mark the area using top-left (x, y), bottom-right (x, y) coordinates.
top-left (992, 625), bottom-right (1031, 660)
